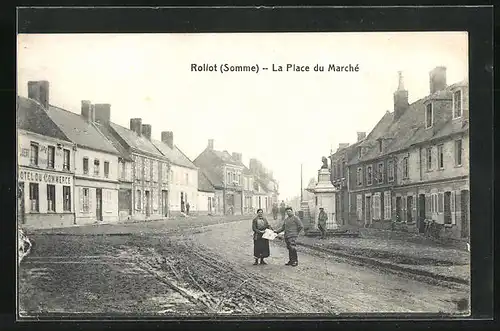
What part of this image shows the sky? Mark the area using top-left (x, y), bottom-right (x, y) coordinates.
top-left (17, 32), bottom-right (468, 200)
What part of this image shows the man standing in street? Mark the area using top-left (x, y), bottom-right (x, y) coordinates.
top-left (279, 201), bottom-right (286, 220)
top-left (318, 207), bottom-right (328, 239)
top-left (275, 207), bottom-right (304, 267)
top-left (186, 202), bottom-right (190, 215)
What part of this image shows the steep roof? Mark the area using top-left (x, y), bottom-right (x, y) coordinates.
top-left (152, 140), bottom-right (197, 169)
top-left (198, 170), bottom-right (215, 192)
top-left (16, 96), bottom-right (70, 142)
top-left (193, 149), bottom-right (225, 188)
top-left (212, 150), bottom-right (242, 166)
top-left (109, 122), bottom-right (166, 158)
top-left (94, 122), bottom-right (134, 162)
top-left (46, 105), bottom-right (119, 155)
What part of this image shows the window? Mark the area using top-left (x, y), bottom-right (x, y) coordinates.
top-left (30, 142), bottom-right (39, 166)
top-left (47, 184), bottom-right (56, 212)
top-left (378, 140), bottom-right (382, 153)
top-left (337, 163), bottom-right (341, 179)
top-left (373, 194), bottom-right (381, 220)
top-left (83, 157), bottom-right (89, 175)
top-left (453, 90), bottom-right (462, 118)
top-left (82, 188), bottom-right (90, 212)
top-left (438, 192), bottom-right (444, 213)
top-left (455, 139), bottom-right (463, 166)
top-left (342, 161), bottom-right (346, 179)
top-left (384, 191), bottom-right (391, 220)
top-left (426, 147), bottom-right (432, 171)
top-left (185, 173), bottom-right (189, 185)
top-left (356, 167), bottom-right (363, 186)
top-left (47, 146), bottom-right (55, 169)
top-left (63, 149), bottom-right (70, 171)
top-left (94, 159), bottom-right (100, 176)
top-left (29, 183), bottom-right (39, 212)
top-left (425, 103), bottom-right (433, 128)
top-left (402, 157), bottom-right (409, 179)
top-left (356, 195), bottom-right (363, 220)
top-left (366, 166), bottom-right (372, 185)
top-left (358, 147), bottom-right (362, 159)
top-left (63, 186), bottom-right (71, 211)
top-left (431, 193), bottom-right (438, 213)
top-left (438, 144), bottom-right (444, 169)
top-left (120, 160), bottom-right (126, 179)
top-left (377, 162), bottom-right (384, 183)
top-left (136, 190), bottom-right (142, 210)
top-left (387, 160), bottom-right (394, 182)
top-left (103, 161), bottom-right (109, 178)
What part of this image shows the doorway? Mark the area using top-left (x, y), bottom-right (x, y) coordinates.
top-left (162, 190), bottom-right (168, 217)
top-left (406, 195), bottom-right (414, 223)
top-left (418, 194), bottom-right (426, 233)
top-left (18, 182), bottom-right (25, 224)
top-left (396, 197), bottom-right (402, 222)
top-left (365, 195), bottom-right (372, 225)
top-left (96, 188), bottom-right (103, 222)
top-left (444, 192), bottom-right (452, 225)
top-left (460, 190), bottom-right (470, 238)
top-left (145, 191), bottom-right (151, 217)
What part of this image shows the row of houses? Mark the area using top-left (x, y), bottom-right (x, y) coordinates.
top-left (16, 80), bottom-right (279, 229)
top-left (328, 66), bottom-right (469, 240)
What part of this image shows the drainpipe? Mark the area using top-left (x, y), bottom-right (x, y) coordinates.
top-left (346, 165), bottom-right (350, 223)
top-left (72, 145), bottom-right (77, 225)
top-left (419, 146), bottom-right (423, 181)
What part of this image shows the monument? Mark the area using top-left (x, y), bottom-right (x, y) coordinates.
top-left (304, 156), bottom-right (339, 234)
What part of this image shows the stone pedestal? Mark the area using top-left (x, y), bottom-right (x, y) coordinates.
top-left (307, 167), bottom-right (339, 232)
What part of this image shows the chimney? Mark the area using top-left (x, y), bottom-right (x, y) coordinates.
top-left (161, 131), bottom-right (174, 148)
top-left (357, 132), bottom-right (366, 142)
top-left (207, 139), bottom-right (214, 150)
top-left (142, 124), bottom-right (152, 140)
top-left (94, 103), bottom-right (111, 124)
top-left (429, 66), bottom-right (447, 94)
top-left (393, 71), bottom-right (409, 120)
top-left (90, 104), bottom-right (96, 122)
top-left (232, 152), bottom-right (242, 162)
top-left (27, 81), bottom-right (50, 109)
top-left (130, 118), bottom-right (142, 136)
top-left (81, 100), bottom-right (92, 121)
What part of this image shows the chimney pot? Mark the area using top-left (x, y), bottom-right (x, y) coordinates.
top-left (357, 132), bottom-right (366, 142)
top-left (28, 81), bottom-right (50, 109)
top-left (81, 100), bottom-right (92, 121)
top-left (429, 66), bottom-right (447, 94)
top-left (94, 103), bottom-right (111, 124)
top-left (141, 124), bottom-right (152, 140)
top-left (393, 71), bottom-right (409, 120)
top-left (208, 139), bottom-right (214, 150)
top-left (161, 131), bottom-right (174, 148)
top-left (130, 118), bottom-right (142, 136)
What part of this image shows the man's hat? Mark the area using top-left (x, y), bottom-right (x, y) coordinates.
top-left (319, 207), bottom-right (324, 210)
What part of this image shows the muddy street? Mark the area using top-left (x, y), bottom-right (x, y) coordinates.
top-left (18, 218), bottom-right (469, 317)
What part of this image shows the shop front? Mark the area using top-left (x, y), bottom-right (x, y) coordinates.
top-left (17, 166), bottom-right (75, 229)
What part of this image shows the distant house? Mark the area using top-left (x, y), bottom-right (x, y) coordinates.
top-left (197, 170), bottom-right (216, 215)
top-left (253, 178), bottom-right (271, 214)
top-left (152, 132), bottom-right (198, 215)
top-left (102, 117), bottom-right (170, 221)
top-left (16, 92), bottom-right (76, 229)
top-left (193, 139), bottom-right (244, 215)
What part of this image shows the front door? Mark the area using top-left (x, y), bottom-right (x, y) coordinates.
top-left (145, 191), bottom-right (151, 217)
top-left (162, 190), bottom-right (168, 217)
top-left (396, 197), bottom-right (402, 222)
top-left (365, 196), bottom-right (372, 225)
top-left (444, 192), bottom-right (452, 225)
top-left (418, 194), bottom-right (426, 233)
top-left (406, 195), bottom-right (413, 223)
top-left (96, 188), bottom-right (103, 222)
top-left (461, 190), bottom-right (470, 238)
top-left (18, 182), bottom-right (25, 225)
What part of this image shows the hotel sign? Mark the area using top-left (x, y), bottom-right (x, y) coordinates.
top-left (18, 169), bottom-right (72, 185)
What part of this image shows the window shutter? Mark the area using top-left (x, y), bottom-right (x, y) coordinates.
top-left (438, 192), bottom-right (444, 213)
top-left (79, 188), bottom-right (84, 212)
top-left (451, 191), bottom-right (456, 224)
top-left (88, 189), bottom-right (92, 214)
top-left (412, 194), bottom-right (417, 221)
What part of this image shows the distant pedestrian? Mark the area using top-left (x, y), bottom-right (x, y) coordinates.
top-left (279, 201), bottom-right (286, 220)
top-left (318, 207), bottom-right (328, 239)
top-left (272, 203), bottom-right (279, 220)
top-left (252, 209), bottom-right (272, 265)
top-left (186, 202), bottom-right (190, 215)
top-left (275, 207), bottom-right (304, 267)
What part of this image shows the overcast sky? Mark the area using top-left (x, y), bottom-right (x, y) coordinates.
top-left (17, 32), bottom-right (468, 200)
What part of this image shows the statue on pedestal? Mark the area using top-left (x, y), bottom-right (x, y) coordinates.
top-left (321, 156), bottom-right (329, 169)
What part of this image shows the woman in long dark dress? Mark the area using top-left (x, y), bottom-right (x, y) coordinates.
top-left (252, 208), bottom-right (272, 265)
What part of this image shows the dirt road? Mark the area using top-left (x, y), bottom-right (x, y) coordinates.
top-left (18, 218), bottom-right (470, 317)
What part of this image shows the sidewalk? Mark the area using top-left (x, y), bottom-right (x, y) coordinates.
top-left (296, 232), bottom-right (470, 284)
